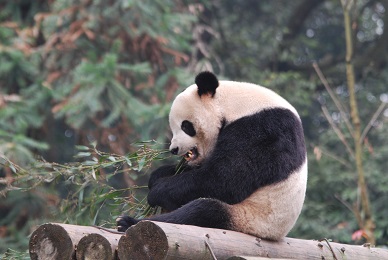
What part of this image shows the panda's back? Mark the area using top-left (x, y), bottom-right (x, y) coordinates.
top-left (216, 81), bottom-right (299, 123)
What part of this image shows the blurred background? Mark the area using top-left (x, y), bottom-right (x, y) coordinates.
top-left (0, 0), bottom-right (387, 256)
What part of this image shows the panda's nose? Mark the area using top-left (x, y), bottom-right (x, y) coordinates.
top-left (170, 147), bottom-right (179, 155)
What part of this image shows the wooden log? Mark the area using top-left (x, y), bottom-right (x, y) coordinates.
top-left (227, 257), bottom-right (290, 260)
top-left (76, 233), bottom-right (114, 260)
top-left (117, 221), bottom-right (388, 260)
top-left (29, 223), bottom-right (122, 260)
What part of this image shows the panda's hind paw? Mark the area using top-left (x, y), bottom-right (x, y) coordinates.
top-left (116, 215), bottom-right (139, 232)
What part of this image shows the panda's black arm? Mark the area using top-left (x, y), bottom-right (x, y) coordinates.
top-left (147, 129), bottom-right (265, 209)
top-left (148, 164), bottom-right (194, 189)
top-left (147, 168), bottom-right (208, 210)
top-left (146, 159), bottom-right (257, 210)
top-left (118, 160), bottom-right (254, 229)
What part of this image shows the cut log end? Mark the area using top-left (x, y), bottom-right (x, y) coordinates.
top-left (118, 221), bottom-right (169, 259)
top-left (76, 233), bottom-right (113, 260)
top-left (29, 223), bottom-right (73, 260)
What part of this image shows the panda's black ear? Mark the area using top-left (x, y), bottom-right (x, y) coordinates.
top-left (195, 71), bottom-right (219, 97)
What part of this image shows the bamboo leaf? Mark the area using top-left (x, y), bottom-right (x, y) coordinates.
top-left (137, 157), bottom-right (146, 172)
top-left (74, 152), bottom-right (91, 158)
top-left (91, 168), bottom-right (96, 180)
top-left (76, 145), bottom-right (90, 151)
top-left (124, 156), bottom-right (132, 167)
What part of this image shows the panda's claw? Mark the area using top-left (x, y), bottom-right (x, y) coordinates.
top-left (117, 225), bottom-right (127, 232)
top-left (116, 215), bottom-right (139, 232)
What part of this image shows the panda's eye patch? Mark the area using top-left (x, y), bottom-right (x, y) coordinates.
top-left (181, 120), bottom-right (196, 137)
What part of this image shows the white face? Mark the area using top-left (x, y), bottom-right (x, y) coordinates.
top-left (168, 85), bottom-right (222, 165)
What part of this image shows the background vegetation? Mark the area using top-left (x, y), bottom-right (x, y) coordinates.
top-left (1, 0), bottom-right (387, 257)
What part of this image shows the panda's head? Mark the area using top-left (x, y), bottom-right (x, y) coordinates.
top-left (168, 71), bottom-right (299, 166)
top-left (169, 72), bottom-right (222, 165)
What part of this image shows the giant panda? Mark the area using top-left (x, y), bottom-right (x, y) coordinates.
top-left (117, 71), bottom-right (307, 240)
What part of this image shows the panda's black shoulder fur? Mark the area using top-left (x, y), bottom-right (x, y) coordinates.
top-left (200, 107), bottom-right (306, 204)
top-left (195, 71), bottom-right (219, 97)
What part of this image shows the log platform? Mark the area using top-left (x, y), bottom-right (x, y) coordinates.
top-left (29, 221), bottom-right (388, 259)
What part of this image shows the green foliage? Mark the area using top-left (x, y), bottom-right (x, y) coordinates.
top-left (0, 141), bottom-right (171, 254)
top-left (1, 249), bottom-right (30, 260)
top-left (53, 52), bottom-right (153, 129)
top-left (1, 0), bottom-right (197, 167)
top-left (0, 1), bottom-right (196, 254)
top-left (1, 141), bottom-right (167, 194)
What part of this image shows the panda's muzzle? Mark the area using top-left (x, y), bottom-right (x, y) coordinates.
top-left (170, 146), bottom-right (199, 161)
top-left (184, 147), bottom-right (198, 161)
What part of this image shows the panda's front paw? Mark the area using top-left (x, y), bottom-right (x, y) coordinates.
top-left (148, 165), bottom-right (177, 189)
top-left (116, 215), bottom-right (139, 232)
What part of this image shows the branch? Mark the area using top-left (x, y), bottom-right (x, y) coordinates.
top-left (360, 102), bottom-right (387, 144)
top-left (313, 62), bottom-right (354, 136)
top-left (321, 105), bottom-right (355, 159)
top-left (311, 144), bottom-right (352, 169)
top-left (334, 194), bottom-right (363, 229)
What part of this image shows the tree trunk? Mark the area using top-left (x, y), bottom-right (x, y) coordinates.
top-left (341, 0), bottom-right (376, 245)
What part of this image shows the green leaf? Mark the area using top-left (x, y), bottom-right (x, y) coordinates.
top-left (74, 152), bottom-right (91, 158)
top-left (83, 160), bottom-right (98, 166)
top-left (8, 162), bottom-right (17, 174)
top-left (91, 168), bottom-right (96, 180)
top-left (76, 145), bottom-right (90, 151)
top-left (137, 157), bottom-right (146, 172)
top-left (90, 141), bottom-right (97, 148)
top-left (124, 156), bottom-right (132, 167)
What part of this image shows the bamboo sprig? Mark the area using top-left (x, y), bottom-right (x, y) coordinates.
top-left (0, 141), bottom-right (169, 196)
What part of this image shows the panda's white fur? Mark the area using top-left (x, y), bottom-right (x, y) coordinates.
top-left (229, 160), bottom-right (307, 239)
top-left (117, 72), bottom-right (307, 241)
